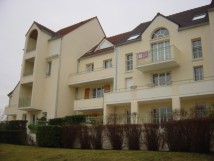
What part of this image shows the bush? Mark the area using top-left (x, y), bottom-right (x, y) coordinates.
top-left (90, 125), bottom-right (104, 149)
top-left (0, 120), bottom-right (27, 145)
top-left (163, 118), bottom-right (214, 153)
top-left (144, 123), bottom-right (162, 151)
top-left (80, 125), bottom-right (91, 149)
top-left (28, 124), bottom-right (37, 134)
top-left (36, 125), bottom-right (61, 148)
top-left (106, 125), bottom-right (125, 150)
top-left (61, 125), bottom-right (80, 148)
top-left (49, 115), bottom-right (86, 126)
top-left (124, 124), bottom-right (142, 150)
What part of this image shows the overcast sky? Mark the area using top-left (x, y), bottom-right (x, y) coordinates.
top-left (0, 0), bottom-right (212, 110)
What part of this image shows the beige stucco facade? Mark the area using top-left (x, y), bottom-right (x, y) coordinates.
top-left (5, 3), bottom-right (214, 124)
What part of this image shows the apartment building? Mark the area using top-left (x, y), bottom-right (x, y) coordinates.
top-left (5, 1), bottom-right (214, 124)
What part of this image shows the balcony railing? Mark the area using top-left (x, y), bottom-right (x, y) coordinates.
top-left (74, 97), bottom-right (104, 111)
top-left (19, 97), bottom-right (31, 107)
top-left (68, 66), bottom-right (114, 86)
top-left (136, 45), bottom-right (180, 72)
top-left (23, 71), bottom-right (33, 76)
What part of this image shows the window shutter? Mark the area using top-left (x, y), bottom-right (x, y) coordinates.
top-left (84, 88), bottom-right (90, 99)
top-left (104, 84), bottom-right (110, 93)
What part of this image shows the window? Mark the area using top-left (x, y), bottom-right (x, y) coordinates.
top-left (195, 104), bottom-right (206, 118)
top-left (86, 63), bottom-right (94, 72)
top-left (194, 66), bottom-right (203, 81)
top-left (192, 39), bottom-right (202, 59)
top-left (126, 54), bottom-right (133, 71)
top-left (46, 61), bottom-right (52, 76)
top-left (152, 28), bottom-right (169, 39)
top-left (104, 59), bottom-right (112, 68)
top-left (92, 88), bottom-right (103, 98)
top-left (192, 13), bottom-right (206, 21)
top-left (152, 107), bottom-right (172, 123)
top-left (126, 77), bottom-right (133, 89)
top-left (152, 41), bottom-right (170, 62)
top-left (152, 72), bottom-right (171, 86)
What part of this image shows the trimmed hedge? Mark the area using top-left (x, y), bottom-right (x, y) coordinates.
top-left (61, 125), bottom-right (80, 148)
top-left (0, 120), bottom-right (27, 145)
top-left (36, 125), bottom-right (61, 147)
top-left (163, 118), bottom-right (214, 153)
top-left (49, 115), bottom-right (86, 125)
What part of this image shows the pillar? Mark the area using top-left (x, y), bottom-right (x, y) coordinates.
top-left (172, 97), bottom-right (181, 120)
top-left (131, 101), bottom-right (139, 124)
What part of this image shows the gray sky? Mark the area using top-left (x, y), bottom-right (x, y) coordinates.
top-left (0, 0), bottom-right (212, 110)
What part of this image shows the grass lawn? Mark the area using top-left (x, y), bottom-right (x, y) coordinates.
top-left (0, 144), bottom-right (214, 161)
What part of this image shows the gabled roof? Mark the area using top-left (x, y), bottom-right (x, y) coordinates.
top-left (55, 17), bottom-right (97, 36)
top-left (80, 32), bottom-right (130, 59)
top-left (117, 2), bottom-right (213, 46)
top-left (27, 17), bottom-right (100, 38)
top-left (34, 22), bottom-right (56, 36)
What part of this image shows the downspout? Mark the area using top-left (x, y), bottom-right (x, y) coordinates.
top-left (114, 46), bottom-right (119, 90)
top-left (54, 37), bottom-right (63, 118)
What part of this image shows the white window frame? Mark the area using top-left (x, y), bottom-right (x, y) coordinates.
top-left (194, 66), bottom-right (203, 81)
top-left (192, 39), bottom-right (202, 59)
top-left (86, 63), bottom-right (94, 72)
top-left (152, 72), bottom-right (171, 86)
top-left (152, 28), bottom-right (169, 39)
top-left (125, 53), bottom-right (133, 71)
top-left (152, 41), bottom-right (170, 62)
top-left (92, 87), bottom-right (104, 98)
top-left (152, 107), bottom-right (172, 123)
top-left (104, 59), bottom-right (112, 68)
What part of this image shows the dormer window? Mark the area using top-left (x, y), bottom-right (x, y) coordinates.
top-left (152, 28), bottom-right (169, 39)
top-left (192, 13), bottom-right (206, 21)
top-left (127, 34), bottom-right (140, 41)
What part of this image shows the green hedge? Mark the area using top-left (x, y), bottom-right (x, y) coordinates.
top-left (0, 120), bottom-right (27, 145)
top-left (36, 125), bottom-right (61, 147)
top-left (49, 115), bottom-right (86, 125)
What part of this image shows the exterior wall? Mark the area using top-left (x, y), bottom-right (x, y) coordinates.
top-left (55, 18), bottom-right (105, 118)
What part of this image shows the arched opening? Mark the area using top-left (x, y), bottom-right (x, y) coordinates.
top-left (152, 28), bottom-right (169, 39)
top-left (27, 30), bottom-right (38, 52)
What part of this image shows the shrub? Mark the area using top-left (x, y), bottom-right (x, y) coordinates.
top-left (80, 125), bottom-right (91, 149)
top-left (144, 123), bottom-right (162, 151)
top-left (163, 118), bottom-right (214, 153)
top-left (49, 115), bottom-right (86, 126)
top-left (28, 124), bottom-right (37, 134)
top-left (0, 120), bottom-right (27, 145)
top-left (124, 124), bottom-right (142, 150)
top-left (90, 125), bottom-right (104, 149)
top-left (36, 125), bottom-right (61, 148)
top-left (106, 125), bottom-right (125, 150)
top-left (61, 125), bottom-right (80, 148)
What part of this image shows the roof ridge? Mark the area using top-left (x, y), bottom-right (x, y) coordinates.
top-left (56, 17), bottom-right (97, 36)
top-left (34, 21), bottom-right (56, 35)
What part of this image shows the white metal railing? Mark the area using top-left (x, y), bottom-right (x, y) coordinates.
top-left (136, 45), bottom-right (179, 66)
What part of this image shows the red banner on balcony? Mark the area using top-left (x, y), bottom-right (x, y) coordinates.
top-left (138, 51), bottom-right (148, 59)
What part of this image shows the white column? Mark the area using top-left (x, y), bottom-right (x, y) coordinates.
top-left (172, 97), bottom-right (181, 120)
top-left (131, 101), bottom-right (138, 124)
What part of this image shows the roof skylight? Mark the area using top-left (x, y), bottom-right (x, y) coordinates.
top-left (127, 34), bottom-right (140, 41)
top-left (192, 13), bottom-right (206, 21)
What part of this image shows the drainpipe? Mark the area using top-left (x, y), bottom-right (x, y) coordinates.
top-left (114, 46), bottom-right (119, 90)
top-left (54, 37), bottom-right (63, 118)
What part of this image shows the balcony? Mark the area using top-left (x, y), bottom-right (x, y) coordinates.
top-left (68, 67), bottom-right (114, 86)
top-left (21, 71), bottom-right (34, 84)
top-left (136, 45), bottom-right (180, 72)
top-left (4, 105), bottom-right (17, 115)
top-left (24, 49), bottom-right (36, 60)
top-left (104, 76), bottom-right (214, 104)
top-left (18, 97), bottom-right (41, 111)
top-left (74, 97), bottom-right (104, 111)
